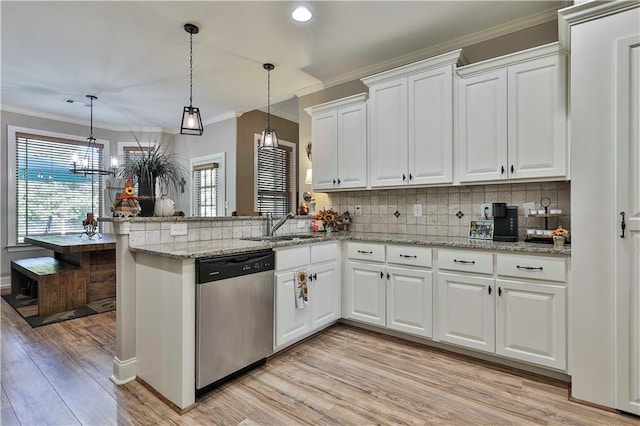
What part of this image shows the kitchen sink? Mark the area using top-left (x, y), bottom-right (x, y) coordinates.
top-left (242, 234), bottom-right (325, 242)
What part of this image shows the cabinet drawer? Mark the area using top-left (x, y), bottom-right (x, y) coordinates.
top-left (347, 242), bottom-right (385, 262)
top-left (275, 246), bottom-right (310, 271)
top-left (497, 254), bottom-right (566, 283)
top-left (311, 242), bottom-right (339, 264)
top-left (387, 245), bottom-right (432, 268)
top-left (438, 250), bottom-right (493, 275)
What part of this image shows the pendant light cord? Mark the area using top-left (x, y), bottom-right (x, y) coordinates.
top-left (189, 30), bottom-right (194, 108)
top-left (267, 67), bottom-right (271, 129)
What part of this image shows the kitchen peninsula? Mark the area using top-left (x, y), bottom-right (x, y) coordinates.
top-left (103, 216), bottom-right (570, 412)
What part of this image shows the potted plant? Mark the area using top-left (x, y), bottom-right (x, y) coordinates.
top-left (551, 226), bottom-right (569, 248)
top-left (116, 135), bottom-right (187, 217)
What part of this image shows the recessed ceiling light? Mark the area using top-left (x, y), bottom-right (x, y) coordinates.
top-left (292, 6), bottom-right (312, 22)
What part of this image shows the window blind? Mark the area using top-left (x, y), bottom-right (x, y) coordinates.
top-left (256, 145), bottom-right (293, 215)
top-left (193, 162), bottom-right (219, 217)
top-left (15, 133), bottom-right (104, 243)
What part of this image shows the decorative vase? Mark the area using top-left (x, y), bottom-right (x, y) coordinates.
top-left (553, 235), bottom-right (565, 248)
top-left (137, 177), bottom-right (156, 217)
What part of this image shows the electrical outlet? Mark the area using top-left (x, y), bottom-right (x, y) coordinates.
top-left (170, 223), bottom-right (188, 236)
top-left (480, 203), bottom-right (493, 219)
top-left (413, 204), bottom-right (422, 217)
top-left (297, 220), bottom-right (307, 229)
top-left (354, 205), bottom-right (362, 216)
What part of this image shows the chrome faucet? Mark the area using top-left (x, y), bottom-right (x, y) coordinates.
top-left (266, 212), bottom-right (295, 236)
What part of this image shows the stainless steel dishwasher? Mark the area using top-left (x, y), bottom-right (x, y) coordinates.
top-left (195, 249), bottom-right (274, 394)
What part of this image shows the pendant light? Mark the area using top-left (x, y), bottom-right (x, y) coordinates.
top-left (259, 63), bottom-right (279, 149)
top-left (180, 23), bottom-right (204, 135)
top-left (70, 95), bottom-right (115, 176)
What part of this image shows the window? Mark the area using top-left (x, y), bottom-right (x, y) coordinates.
top-left (13, 131), bottom-right (105, 244)
top-left (190, 153), bottom-right (225, 217)
top-left (254, 136), bottom-right (297, 215)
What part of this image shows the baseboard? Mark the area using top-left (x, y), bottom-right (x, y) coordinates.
top-left (110, 356), bottom-right (137, 385)
top-left (1, 275), bottom-right (11, 295)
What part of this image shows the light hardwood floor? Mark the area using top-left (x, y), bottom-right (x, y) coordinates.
top-left (2, 298), bottom-right (639, 425)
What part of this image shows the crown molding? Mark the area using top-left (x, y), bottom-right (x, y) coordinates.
top-left (0, 104), bottom-right (166, 133)
top-left (296, 6), bottom-right (564, 97)
top-left (257, 107), bottom-right (299, 124)
top-left (558, 1), bottom-right (640, 52)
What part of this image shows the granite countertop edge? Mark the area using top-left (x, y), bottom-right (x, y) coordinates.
top-left (128, 232), bottom-right (571, 260)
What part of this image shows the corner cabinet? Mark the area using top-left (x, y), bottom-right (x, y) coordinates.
top-left (362, 50), bottom-right (461, 188)
top-left (457, 42), bottom-right (567, 183)
top-left (345, 242), bottom-right (433, 338)
top-left (274, 242), bottom-right (341, 350)
top-left (306, 94), bottom-right (368, 191)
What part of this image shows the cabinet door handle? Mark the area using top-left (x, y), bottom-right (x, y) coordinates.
top-left (357, 250), bottom-right (373, 254)
top-left (454, 259), bottom-right (475, 264)
top-left (332, 178), bottom-right (336, 185)
top-left (621, 212), bottom-right (626, 238)
top-left (488, 285), bottom-right (492, 295)
top-left (409, 173), bottom-right (413, 181)
top-left (313, 273), bottom-right (317, 281)
top-left (386, 272), bottom-right (390, 280)
top-left (516, 265), bottom-right (543, 271)
top-left (337, 178), bottom-right (341, 184)
top-left (511, 165), bottom-right (515, 173)
top-left (399, 254), bottom-right (417, 258)
top-left (501, 165), bottom-right (505, 174)
top-left (380, 271), bottom-right (384, 279)
top-left (498, 287), bottom-right (502, 296)
top-left (402, 174), bottom-right (406, 181)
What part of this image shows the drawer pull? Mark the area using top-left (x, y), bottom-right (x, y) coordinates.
top-left (516, 265), bottom-right (543, 271)
top-left (454, 259), bottom-right (475, 264)
top-left (357, 250), bottom-right (373, 254)
top-left (399, 254), bottom-right (417, 258)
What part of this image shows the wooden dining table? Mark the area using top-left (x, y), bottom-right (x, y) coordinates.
top-left (24, 234), bottom-right (116, 303)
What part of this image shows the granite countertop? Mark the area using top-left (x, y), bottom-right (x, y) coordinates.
top-left (129, 232), bottom-right (571, 260)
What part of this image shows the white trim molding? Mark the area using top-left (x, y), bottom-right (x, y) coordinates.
top-left (189, 152), bottom-right (227, 217)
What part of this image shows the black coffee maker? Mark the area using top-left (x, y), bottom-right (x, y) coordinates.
top-left (493, 203), bottom-right (518, 242)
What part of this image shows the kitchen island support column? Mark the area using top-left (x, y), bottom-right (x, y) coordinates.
top-left (110, 221), bottom-right (137, 385)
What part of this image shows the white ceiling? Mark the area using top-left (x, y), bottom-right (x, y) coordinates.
top-left (1, 1), bottom-right (566, 132)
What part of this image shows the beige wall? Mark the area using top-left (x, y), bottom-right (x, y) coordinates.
top-left (173, 118), bottom-right (237, 215)
top-left (235, 110), bottom-right (299, 215)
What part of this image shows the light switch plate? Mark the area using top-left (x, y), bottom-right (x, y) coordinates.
top-left (170, 223), bottom-right (188, 236)
top-left (480, 203), bottom-right (493, 219)
top-left (413, 204), bottom-right (422, 217)
top-left (523, 202), bottom-right (536, 217)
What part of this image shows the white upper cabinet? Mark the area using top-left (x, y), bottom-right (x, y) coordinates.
top-left (457, 42), bottom-right (567, 183)
top-left (362, 50), bottom-right (461, 188)
top-left (306, 94), bottom-right (368, 191)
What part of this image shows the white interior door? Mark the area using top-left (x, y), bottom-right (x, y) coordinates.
top-left (616, 33), bottom-right (640, 416)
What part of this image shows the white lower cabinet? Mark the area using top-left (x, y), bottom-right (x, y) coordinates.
top-left (275, 243), bottom-right (341, 350)
top-left (387, 266), bottom-right (433, 338)
top-left (437, 250), bottom-right (568, 371)
top-left (495, 279), bottom-right (566, 370)
top-left (345, 243), bottom-right (433, 338)
top-left (346, 261), bottom-right (386, 326)
top-left (437, 272), bottom-right (495, 352)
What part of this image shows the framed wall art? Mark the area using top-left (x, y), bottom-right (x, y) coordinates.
top-left (468, 220), bottom-right (494, 240)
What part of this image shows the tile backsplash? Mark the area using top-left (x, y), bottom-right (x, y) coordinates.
top-left (321, 181), bottom-right (570, 240)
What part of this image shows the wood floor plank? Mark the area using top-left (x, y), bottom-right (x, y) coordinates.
top-left (3, 298), bottom-right (640, 425)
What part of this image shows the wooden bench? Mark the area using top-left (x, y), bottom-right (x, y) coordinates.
top-left (11, 257), bottom-right (86, 316)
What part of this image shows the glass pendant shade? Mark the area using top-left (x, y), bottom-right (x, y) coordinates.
top-left (181, 105), bottom-right (203, 135)
top-left (260, 127), bottom-right (279, 149)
